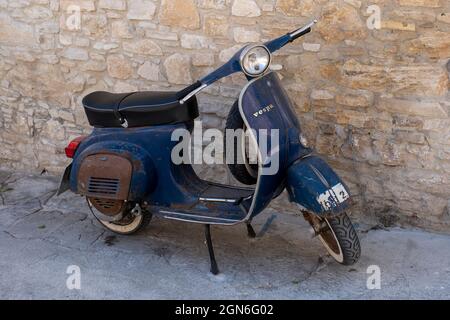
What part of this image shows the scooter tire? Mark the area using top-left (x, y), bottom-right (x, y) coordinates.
top-left (95, 210), bottom-right (152, 236)
top-left (224, 101), bottom-right (257, 185)
top-left (320, 213), bottom-right (361, 265)
top-left (88, 198), bottom-right (152, 235)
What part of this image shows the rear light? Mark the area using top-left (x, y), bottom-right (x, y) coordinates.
top-left (65, 136), bottom-right (87, 158)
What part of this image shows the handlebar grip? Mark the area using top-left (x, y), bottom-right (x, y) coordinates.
top-left (288, 19), bottom-right (317, 43)
top-left (289, 27), bottom-right (311, 42)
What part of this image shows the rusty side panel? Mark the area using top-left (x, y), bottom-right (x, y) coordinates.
top-left (78, 154), bottom-right (132, 200)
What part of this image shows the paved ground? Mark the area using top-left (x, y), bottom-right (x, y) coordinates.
top-left (0, 170), bottom-right (449, 299)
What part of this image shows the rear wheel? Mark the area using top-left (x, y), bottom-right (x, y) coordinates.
top-left (87, 198), bottom-right (152, 235)
top-left (304, 212), bottom-right (361, 265)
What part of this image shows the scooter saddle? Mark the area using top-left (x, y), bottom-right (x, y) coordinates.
top-left (82, 91), bottom-right (199, 128)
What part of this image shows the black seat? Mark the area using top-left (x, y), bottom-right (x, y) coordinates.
top-left (82, 91), bottom-right (199, 128)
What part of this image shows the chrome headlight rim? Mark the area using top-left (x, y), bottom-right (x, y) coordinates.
top-left (239, 44), bottom-right (272, 77)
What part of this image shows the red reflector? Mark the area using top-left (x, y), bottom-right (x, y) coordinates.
top-left (65, 136), bottom-right (86, 158)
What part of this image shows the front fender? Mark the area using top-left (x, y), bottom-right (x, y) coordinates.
top-left (286, 155), bottom-right (351, 216)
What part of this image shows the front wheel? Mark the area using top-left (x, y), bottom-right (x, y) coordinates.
top-left (224, 101), bottom-right (257, 185)
top-left (304, 212), bottom-right (361, 265)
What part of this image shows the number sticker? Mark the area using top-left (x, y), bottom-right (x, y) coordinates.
top-left (317, 183), bottom-right (349, 210)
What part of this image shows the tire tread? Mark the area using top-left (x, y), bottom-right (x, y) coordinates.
top-left (326, 213), bottom-right (361, 265)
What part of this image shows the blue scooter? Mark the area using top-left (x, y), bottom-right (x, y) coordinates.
top-left (58, 20), bottom-right (360, 274)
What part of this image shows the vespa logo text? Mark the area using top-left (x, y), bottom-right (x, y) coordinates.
top-left (253, 104), bottom-right (275, 118)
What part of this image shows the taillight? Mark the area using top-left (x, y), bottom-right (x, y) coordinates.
top-left (65, 136), bottom-right (86, 158)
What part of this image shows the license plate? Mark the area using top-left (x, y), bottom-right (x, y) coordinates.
top-left (316, 183), bottom-right (350, 211)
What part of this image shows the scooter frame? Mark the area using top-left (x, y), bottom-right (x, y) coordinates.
top-left (66, 72), bottom-right (350, 225)
top-left (59, 20), bottom-right (353, 273)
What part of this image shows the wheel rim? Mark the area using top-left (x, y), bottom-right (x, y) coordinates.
top-left (98, 214), bottom-right (143, 234)
top-left (306, 213), bottom-right (344, 263)
top-left (317, 218), bottom-right (344, 263)
top-left (87, 199), bottom-right (143, 234)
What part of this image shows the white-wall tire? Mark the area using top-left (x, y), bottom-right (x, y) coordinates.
top-left (87, 198), bottom-right (152, 235)
top-left (306, 212), bottom-right (361, 265)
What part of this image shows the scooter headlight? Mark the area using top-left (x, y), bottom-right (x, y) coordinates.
top-left (240, 45), bottom-right (271, 77)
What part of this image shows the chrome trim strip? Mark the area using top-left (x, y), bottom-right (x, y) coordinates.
top-left (237, 75), bottom-right (266, 220)
top-left (160, 210), bottom-right (241, 225)
top-left (163, 216), bottom-right (236, 226)
top-left (180, 84), bottom-right (208, 104)
top-left (199, 197), bottom-right (237, 203)
top-left (308, 164), bottom-right (330, 189)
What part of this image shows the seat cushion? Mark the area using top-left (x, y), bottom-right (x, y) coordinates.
top-left (82, 91), bottom-right (199, 128)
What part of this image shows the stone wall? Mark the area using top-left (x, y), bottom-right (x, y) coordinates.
top-left (0, 0), bottom-right (449, 231)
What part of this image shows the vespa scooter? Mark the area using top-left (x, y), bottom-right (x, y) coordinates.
top-left (58, 19), bottom-right (360, 274)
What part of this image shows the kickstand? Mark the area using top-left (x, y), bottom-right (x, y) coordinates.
top-left (204, 224), bottom-right (219, 275)
top-left (246, 222), bottom-right (256, 238)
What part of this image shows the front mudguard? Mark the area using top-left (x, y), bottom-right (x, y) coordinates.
top-left (286, 155), bottom-right (351, 216)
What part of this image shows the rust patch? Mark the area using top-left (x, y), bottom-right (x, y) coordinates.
top-left (88, 197), bottom-right (125, 216)
top-left (78, 153), bottom-right (132, 200)
top-left (203, 202), bottom-right (221, 210)
top-left (170, 202), bottom-right (197, 210)
top-left (132, 158), bottom-right (142, 171)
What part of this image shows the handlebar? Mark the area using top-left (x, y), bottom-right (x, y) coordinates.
top-left (176, 81), bottom-right (203, 100)
top-left (288, 19), bottom-right (318, 42)
top-left (180, 19), bottom-right (318, 103)
top-left (265, 18), bottom-right (318, 53)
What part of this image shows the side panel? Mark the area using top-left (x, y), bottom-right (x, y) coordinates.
top-left (77, 154), bottom-right (132, 200)
top-left (286, 155), bottom-right (352, 215)
top-left (239, 72), bottom-right (309, 218)
top-left (69, 125), bottom-right (201, 206)
top-left (70, 132), bottom-right (157, 202)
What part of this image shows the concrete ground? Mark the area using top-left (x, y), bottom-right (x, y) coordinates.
top-left (0, 170), bottom-right (449, 300)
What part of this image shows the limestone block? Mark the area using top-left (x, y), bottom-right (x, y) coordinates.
top-left (159, 0), bottom-right (200, 29)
